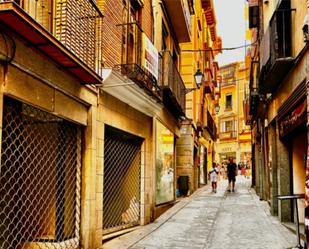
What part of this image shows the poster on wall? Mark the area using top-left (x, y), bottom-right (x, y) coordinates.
top-left (156, 121), bottom-right (175, 205)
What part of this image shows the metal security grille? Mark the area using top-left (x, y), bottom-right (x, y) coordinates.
top-left (0, 97), bottom-right (82, 249)
top-left (103, 126), bottom-right (142, 235)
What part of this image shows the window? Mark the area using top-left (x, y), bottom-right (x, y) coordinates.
top-left (162, 21), bottom-right (168, 50)
top-left (249, 6), bottom-right (259, 28)
top-left (225, 120), bottom-right (233, 132)
top-left (221, 120), bottom-right (234, 132)
top-left (226, 94), bottom-right (232, 109)
top-left (122, 1), bottom-right (142, 64)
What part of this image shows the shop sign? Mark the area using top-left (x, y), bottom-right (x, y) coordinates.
top-left (222, 147), bottom-right (232, 152)
top-left (279, 100), bottom-right (306, 138)
top-left (142, 33), bottom-right (159, 80)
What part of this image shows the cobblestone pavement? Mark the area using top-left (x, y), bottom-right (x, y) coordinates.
top-left (103, 177), bottom-right (298, 249)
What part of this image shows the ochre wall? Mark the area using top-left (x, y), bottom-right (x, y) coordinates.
top-left (97, 91), bottom-right (154, 228)
top-left (0, 30), bottom-right (99, 248)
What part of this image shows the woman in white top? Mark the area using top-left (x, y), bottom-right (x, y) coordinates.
top-left (209, 162), bottom-right (219, 193)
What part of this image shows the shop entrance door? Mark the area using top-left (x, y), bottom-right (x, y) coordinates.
top-left (103, 125), bottom-right (143, 235)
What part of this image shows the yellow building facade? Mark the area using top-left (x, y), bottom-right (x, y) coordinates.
top-left (215, 61), bottom-right (252, 167)
top-left (178, 0), bottom-right (221, 194)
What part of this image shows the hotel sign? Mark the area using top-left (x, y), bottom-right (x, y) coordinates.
top-left (142, 33), bottom-right (159, 80)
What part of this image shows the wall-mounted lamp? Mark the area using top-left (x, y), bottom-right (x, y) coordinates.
top-left (214, 104), bottom-right (220, 114)
top-left (184, 69), bottom-right (204, 94)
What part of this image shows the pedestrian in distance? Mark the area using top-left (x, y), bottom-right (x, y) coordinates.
top-left (209, 162), bottom-right (219, 193)
top-left (241, 164), bottom-right (246, 177)
top-left (227, 157), bottom-right (237, 192)
top-left (220, 163), bottom-right (225, 180)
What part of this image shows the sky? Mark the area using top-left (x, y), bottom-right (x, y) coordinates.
top-left (213, 0), bottom-right (249, 67)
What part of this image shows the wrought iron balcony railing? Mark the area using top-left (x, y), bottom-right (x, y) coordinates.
top-left (206, 110), bottom-right (217, 140)
top-left (161, 50), bottom-right (186, 116)
top-left (218, 131), bottom-right (237, 140)
top-left (259, 0), bottom-right (295, 93)
top-left (2, 0), bottom-right (104, 77)
top-left (116, 22), bottom-right (161, 100)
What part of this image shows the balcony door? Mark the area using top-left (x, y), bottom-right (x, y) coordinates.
top-left (122, 0), bottom-right (142, 65)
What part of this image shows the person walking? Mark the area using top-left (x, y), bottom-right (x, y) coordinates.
top-left (241, 164), bottom-right (246, 177)
top-left (227, 157), bottom-right (237, 192)
top-left (209, 162), bottom-right (219, 193)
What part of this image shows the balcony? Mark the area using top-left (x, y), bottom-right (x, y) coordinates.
top-left (116, 22), bottom-right (161, 100)
top-left (204, 68), bottom-right (215, 94)
top-left (259, 2), bottom-right (295, 93)
top-left (0, 0), bottom-right (103, 84)
top-left (161, 51), bottom-right (186, 117)
top-left (218, 131), bottom-right (237, 140)
top-left (205, 110), bottom-right (217, 140)
top-left (243, 96), bottom-right (251, 125)
top-left (249, 89), bottom-right (259, 116)
top-left (201, 0), bottom-right (217, 41)
top-left (163, 0), bottom-right (191, 42)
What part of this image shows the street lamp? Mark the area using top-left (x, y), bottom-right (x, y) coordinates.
top-left (214, 104), bottom-right (220, 114)
top-left (194, 69), bottom-right (204, 87)
top-left (184, 69), bottom-right (204, 94)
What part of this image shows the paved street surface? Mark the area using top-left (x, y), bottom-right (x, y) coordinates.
top-left (104, 177), bottom-right (297, 249)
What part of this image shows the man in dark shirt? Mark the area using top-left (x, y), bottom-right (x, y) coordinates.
top-left (227, 157), bottom-right (237, 192)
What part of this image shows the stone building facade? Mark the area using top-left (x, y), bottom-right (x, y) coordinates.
top-left (248, 0), bottom-right (308, 233)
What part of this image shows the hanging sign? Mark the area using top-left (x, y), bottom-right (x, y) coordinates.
top-left (279, 100), bottom-right (306, 138)
top-left (142, 33), bottom-right (159, 80)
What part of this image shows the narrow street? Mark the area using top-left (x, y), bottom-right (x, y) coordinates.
top-left (104, 177), bottom-right (297, 249)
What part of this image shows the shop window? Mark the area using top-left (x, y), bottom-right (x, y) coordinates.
top-left (155, 121), bottom-right (175, 205)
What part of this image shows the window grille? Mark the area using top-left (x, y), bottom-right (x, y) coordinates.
top-left (0, 97), bottom-right (82, 249)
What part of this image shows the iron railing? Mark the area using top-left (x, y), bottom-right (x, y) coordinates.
top-left (3, 0), bottom-right (104, 76)
top-left (0, 97), bottom-right (82, 249)
top-left (103, 126), bottom-right (143, 235)
top-left (269, 8), bottom-right (292, 66)
top-left (260, 2), bottom-right (293, 70)
top-left (116, 22), bottom-right (161, 99)
top-left (218, 131), bottom-right (237, 140)
top-left (161, 50), bottom-right (186, 112)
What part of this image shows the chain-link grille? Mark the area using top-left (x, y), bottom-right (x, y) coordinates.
top-left (103, 126), bottom-right (142, 235)
top-left (0, 97), bottom-right (82, 249)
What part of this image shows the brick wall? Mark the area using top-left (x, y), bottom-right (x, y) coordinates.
top-left (141, 0), bottom-right (153, 41)
top-left (98, 0), bottom-right (123, 67)
top-left (98, 0), bottom-right (153, 67)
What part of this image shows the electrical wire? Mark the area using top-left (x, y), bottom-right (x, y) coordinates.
top-left (181, 40), bottom-right (258, 53)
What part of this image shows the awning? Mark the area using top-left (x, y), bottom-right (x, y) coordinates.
top-left (0, 1), bottom-right (102, 85)
top-left (101, 69), bottom-right (163, 117)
